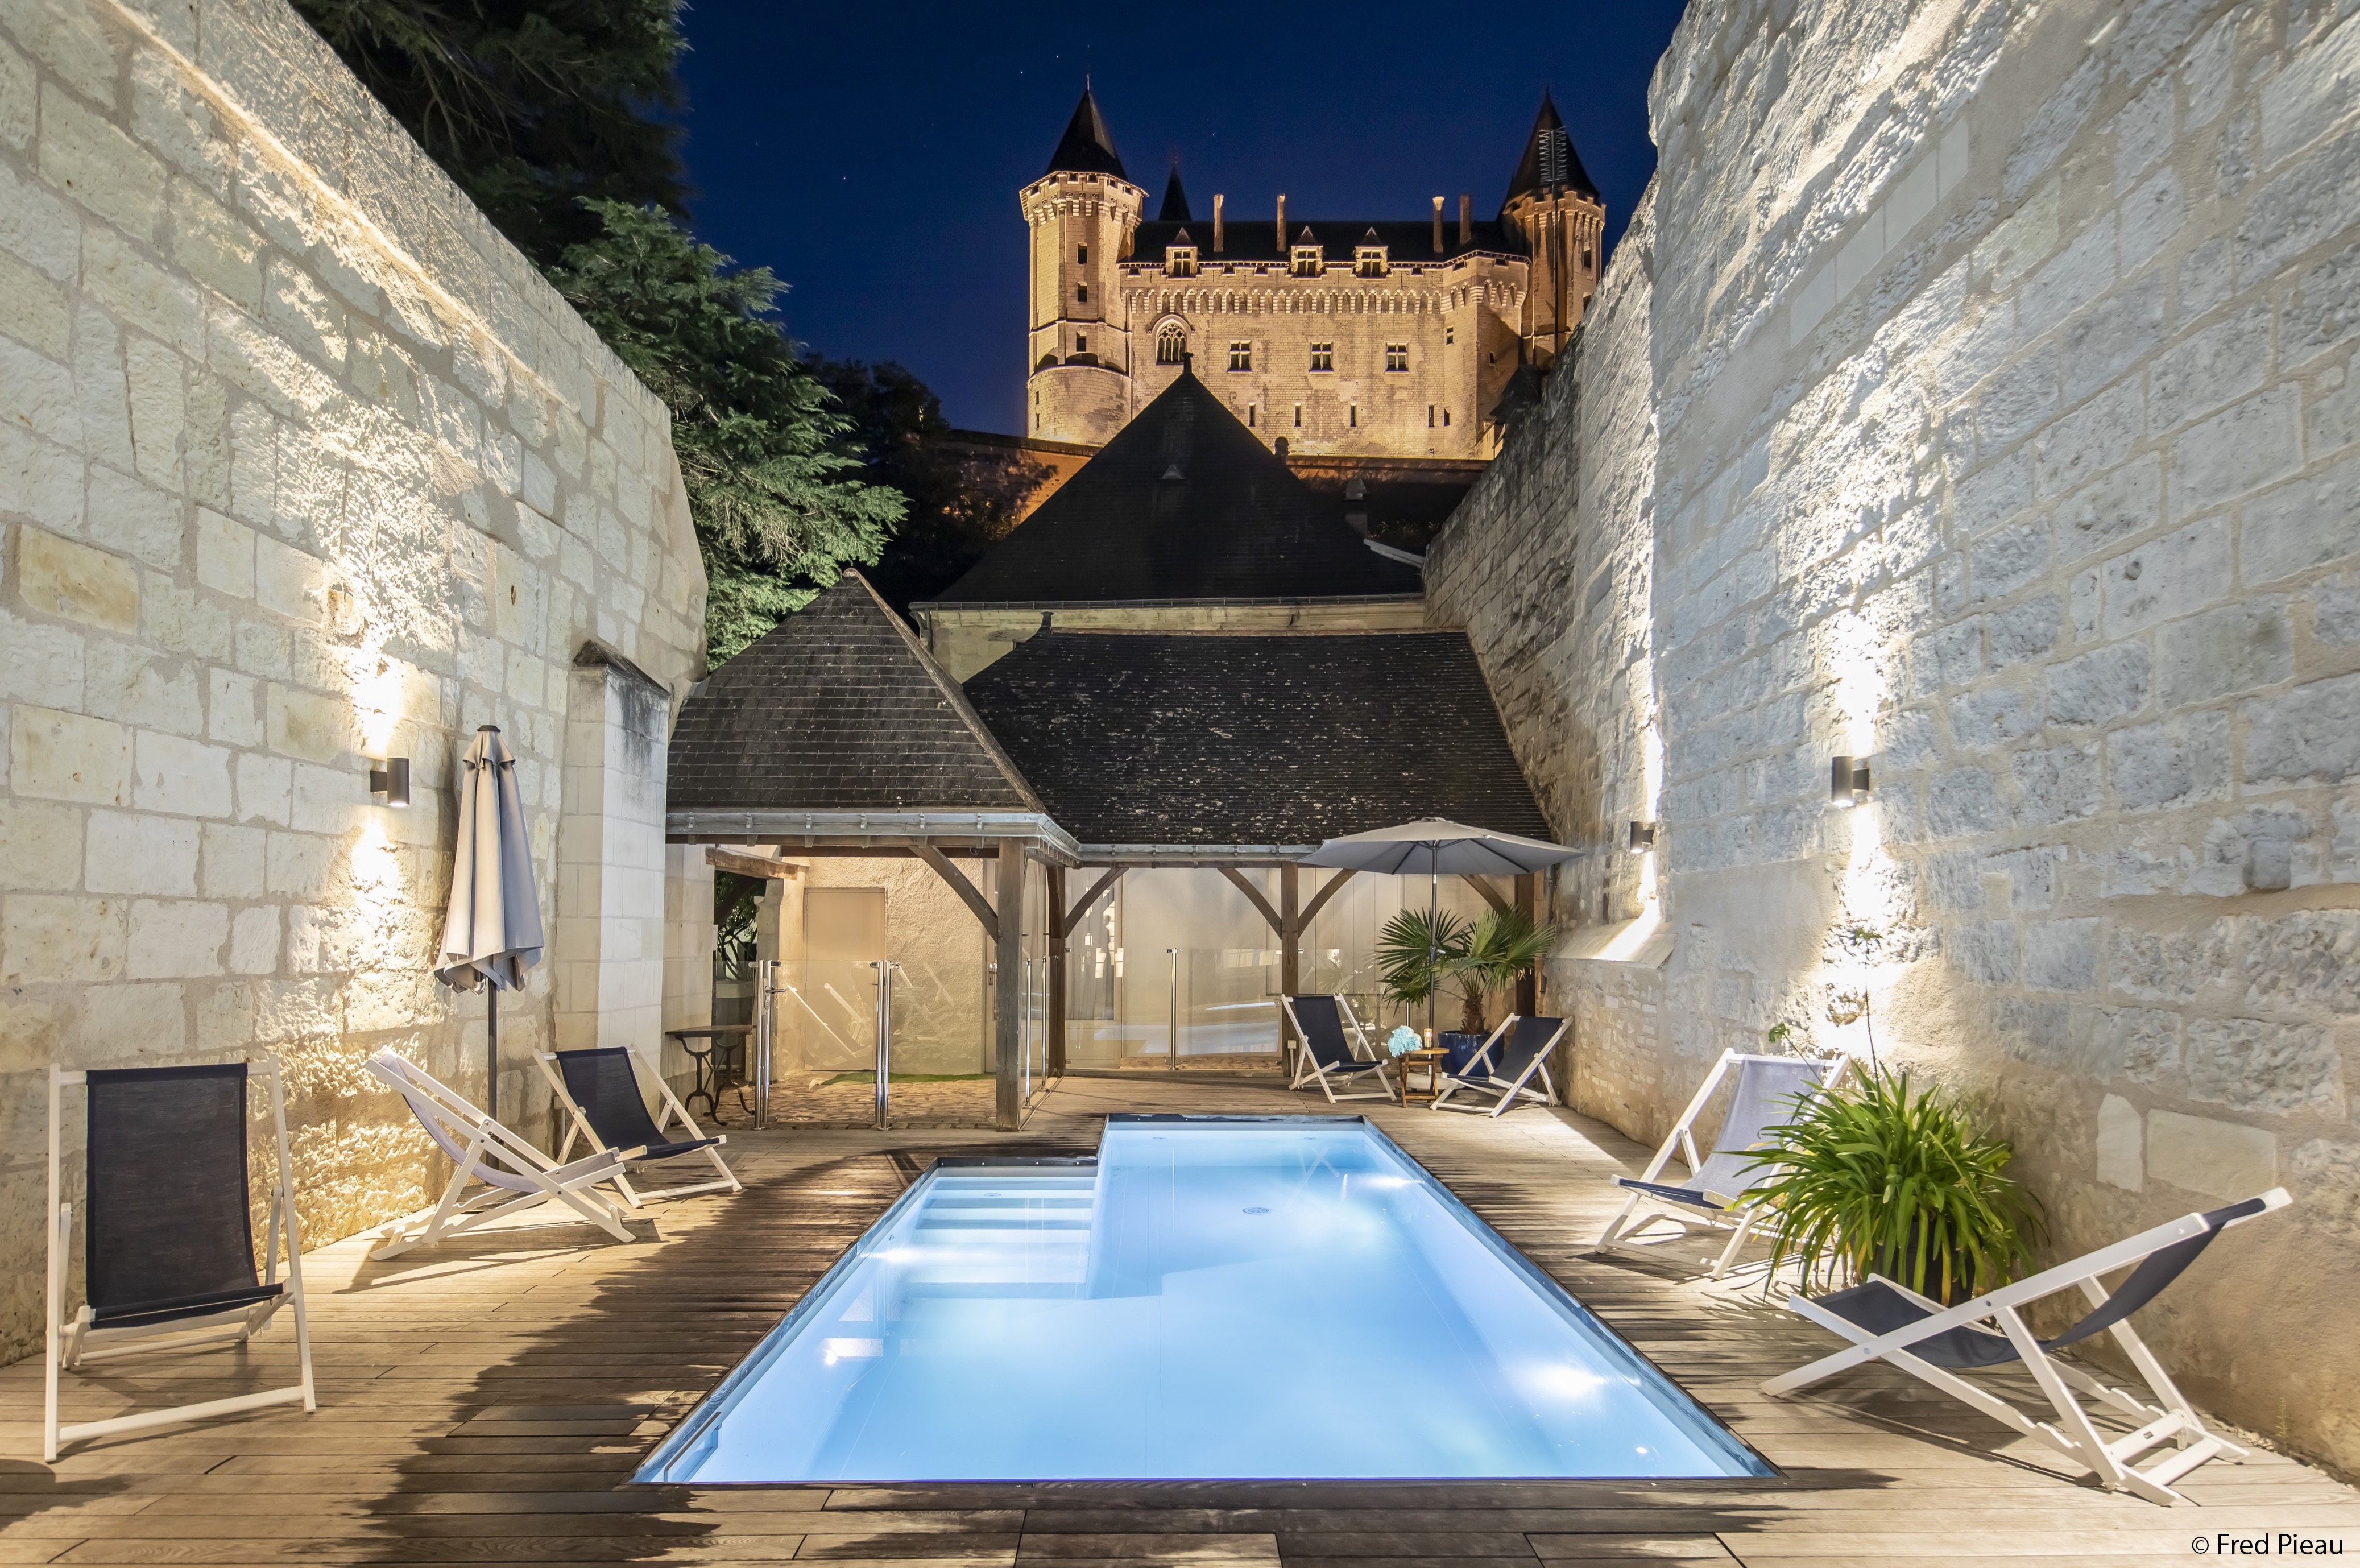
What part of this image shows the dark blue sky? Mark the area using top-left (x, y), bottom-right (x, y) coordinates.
top-left (676, 2), bottom-right (1690, 435)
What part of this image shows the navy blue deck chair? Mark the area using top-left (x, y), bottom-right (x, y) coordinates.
top-left (1431, 1014), bottom-right (1566, 1117)
top-left (45, 1058), bottom-right (315, 1461)
top-left (1278, 995), bottom-right (1396, 1102)
top-left (1591, 1049), bottom-right (1846, 1279)
top-left (1765, 1189), bottom-right (2291, 1505)
top-left (537, 1047), bottom-right (740, 1207)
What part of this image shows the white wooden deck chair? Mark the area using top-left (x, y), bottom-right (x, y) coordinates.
top-left (1591, 1049), bottom-right (1846, 1279)
top-left (1763, 1189), bottom-right (2292, 1505)
top-left (1430, 1015), bottom-right (1566, 1116)
top-left (44, 1058), bottom-right (316, 1461)
top-left (1280, 995), bottom-right (1395, 1102)
top-left (535, 1046), bottom-right (741, 1207)
top-left (365, 1050), bottom-right (640, 1259)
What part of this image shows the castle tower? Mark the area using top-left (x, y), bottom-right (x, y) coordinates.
top-left (1500, 94), bottom-right (1605, 368)
top-left (1021, 87), bottom-right (1146, 444)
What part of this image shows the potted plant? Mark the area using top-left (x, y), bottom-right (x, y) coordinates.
top-left (1744, 1069), bottom-right (2045, 1304)
top-left (1376, 907), bottom-right (1552, 1074)
top-left (1375, 907), bottom-right (1467, 1041)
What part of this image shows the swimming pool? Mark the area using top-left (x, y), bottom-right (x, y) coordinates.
top-left (636, 1115), bottom-right (1771, 1483)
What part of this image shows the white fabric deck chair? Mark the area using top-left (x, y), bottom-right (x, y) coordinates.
top-left (1763, 1189), bottom-right (2292, 1505)
top-left (1430, 1015), bottom-right (1566, 1116)
top-left (536, 1046), bottom-right (741, 1207)
top-left (1592, 1049), bottom-right (1845, 1279)
top-left (1280, 995), bottom-right (1395, 1102)
top-left (366, 1050), bottom-right (640, 1259)
top-left (44, 1058), bottom-right (316, 1461)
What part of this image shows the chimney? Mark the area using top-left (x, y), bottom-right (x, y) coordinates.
top-left (1213, 193), bottom-right (1224, 253)
top-left (1431, 196), bottom-right (1444, 254)
top-left (1276, 194), bottom-right (1287, 251)
top-left (1459, 195), bottom-right (1472, 246)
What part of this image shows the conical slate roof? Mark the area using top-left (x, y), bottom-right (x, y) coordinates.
top-left (924, 371), bottom-right (1423, 606)
top-left (668, 573), bottom-right (1041, 813)
top-left (1504, 93), bottom-right (1599, 204)
top-left (1159, 162), bottom-right (1192, 221)
top-left (1044, 86), bottom-right (1127, 179)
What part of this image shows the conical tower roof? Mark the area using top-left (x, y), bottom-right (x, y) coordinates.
top-left (1044, 85), bottom-right (1127, 180)
top-left (1504, 92), bottom-right (1599, 204)
top-left (1159, 162), bottom-right (1193, 221)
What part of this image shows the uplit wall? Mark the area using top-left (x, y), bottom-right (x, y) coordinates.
top-left (0, 0), bottom-right (707, 1358)
top-left (1428, 0), bottom-right (2360, 1469)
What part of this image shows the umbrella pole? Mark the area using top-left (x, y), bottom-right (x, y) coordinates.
top-left (487, 985), bottom-right (498, 1122)
top-left (1426, 848), bottom-right (1438, 1040)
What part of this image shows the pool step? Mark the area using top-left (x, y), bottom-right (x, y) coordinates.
top-left (899, 1174), bottom-right (1099, 1286)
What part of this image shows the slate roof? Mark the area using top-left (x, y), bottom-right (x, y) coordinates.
top-left (924, 370), bottom-right (1424, 606)
top-left (1131, 216), bottom-right (1520, 265)
top-left (1504, 93), bottom-right (1600, 204)
top-left (1044, 87), bottom-right (1127, 180)
top-left (668, 573), bottom-right (1041, 814)
top-left (963, 630), bottom-right (1551, 849)
top-left (1159, 164), bottom-right (1192, 222)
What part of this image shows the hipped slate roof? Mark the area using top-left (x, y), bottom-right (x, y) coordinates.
top-left (925, 371), bottom-right (1424, 606)
top-left (668, 574), bottom-right (1041, 814)
top-left (1131, 216), bottom-right (1518, 265)
top-left (963, 630), bottom-right (1550, 849)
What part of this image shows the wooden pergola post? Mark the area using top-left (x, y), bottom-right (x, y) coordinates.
top-left (995, 838), bottom-right (1025, 1130)
top-left (1278, 865), bottom-right (1300, 1073)
top-left (1046, 865), bottom-right (1067, 1078)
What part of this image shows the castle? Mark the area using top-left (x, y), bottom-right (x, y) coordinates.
top-left (1022, 88), bottom-right (1605, 458)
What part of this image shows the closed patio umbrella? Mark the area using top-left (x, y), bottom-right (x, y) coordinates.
top-left (434, 725), bottom-right (543, 1119)
top-left (1299, 818), bottom-right (1580, 1036)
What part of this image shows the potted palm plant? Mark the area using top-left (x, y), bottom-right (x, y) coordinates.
top-left (1376, 907), bottom-right (1552, 1074)
top-left (1744, 1068), bottom-right (2044, 1304)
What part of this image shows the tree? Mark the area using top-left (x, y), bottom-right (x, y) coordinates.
top-left (546, 201), bottom-right (905, 661)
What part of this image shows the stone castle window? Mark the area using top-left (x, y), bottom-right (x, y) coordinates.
top-left (1077, 282), bottom-right (1088, 302)
top-left (1446, 324), bottom-right (1455, 345)
top-left (1309, 342), bottom-right (1334, 371)
top-left (1228, 341), bottom-right (1253, 371)
top-left (1355, 247), bottom-right (1388, 278)
top-left (1291, 246), bottom-right (1322, 277)
top-left (1158, 328), bottom-right (1186, 365)
top-left (1385, 344), bottom-right (1408, 371)
top-left (1077, 243), bottom-right (1088, 263)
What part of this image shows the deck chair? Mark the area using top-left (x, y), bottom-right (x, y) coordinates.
top-left (1763, 1189), bottom-right (2292, 1505)
top-left (1280, 995), bottom-right (1395, 1102)
top-left (1592, 1049), bottom-right (1846, 1279)
top-left (365, 1051), bottom-right (641, 1259)
top-left (1430, 1015), bottom-right (1566, 1117)
top-left (44, 1059), bottom-right (316, 1461)
top-left (536, 1047), bottom-right (741, 1207)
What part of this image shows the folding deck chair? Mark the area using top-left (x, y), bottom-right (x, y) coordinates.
top-left (536, 1046), bottom-right (741, 1207)
top-left (44, 1058), bottom-right (316, 1461)
top-left (365, 1050), bottom-right (641, 1259)
top-left (1429, 1015), bottom-right (1566, 1116)
top-left (1762, 1189), bottom-right (2292, 1505)
top-left (1591, 1049), bottom-right (1846, 1279)
top-left (1280, 994), bottom-right (1396, 1103)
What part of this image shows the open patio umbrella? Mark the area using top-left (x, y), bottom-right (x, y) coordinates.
top-left (1298, 818), bottom-right (1580, 1036)
top-left (434, 725), bottom-right (543, 1120)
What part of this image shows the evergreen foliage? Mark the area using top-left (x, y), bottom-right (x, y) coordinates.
top-left (546, 201), bottom-right (904, 661)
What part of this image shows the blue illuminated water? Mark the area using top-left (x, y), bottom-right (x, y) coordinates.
top-left (637, 1115), bottom-right (1770, 1483)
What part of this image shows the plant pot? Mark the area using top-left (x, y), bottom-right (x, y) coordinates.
top-left (1438, 1031), bottom-right (1485, 1077)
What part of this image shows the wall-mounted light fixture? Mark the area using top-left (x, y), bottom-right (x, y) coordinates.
top-left (1829, 755), bottom-right (1873, 809)
top-left (370, 756), bottom-right (411, 808)
top-left (1627, 821), bottom-right (1657, 851)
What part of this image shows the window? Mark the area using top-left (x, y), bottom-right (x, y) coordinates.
top-left (1349, 405), bottom-right (1358, 428)
top-left (1355, 247), bottom-right (1387, 277)
top-left (1427, 406), bottom-right (1435, 428)
top-left (1157, 328), bottom-right (1186, 365)
top-left (1077, 243), bottom-right (1088, 263)
top-left (1165, 245), bottom-right (1197, 277)
top-left (1446, 325), bottom-right (1455, 345)
top-left (1293, 404), bottom-right (1302, 428)
top-left (1581, 248), bottom-right (1594, 269)
top-left (1075, 334), bottom-right (1087, 353)
top-left (1443, 409), bottom-right (1451, 425)
top-left (1228, 341), bottom-right (1253, 371)
top-left (1291, 246), bottom-right (1323, 278)
top-left (1248, 405), bottom-right (1257, 427)
top-left (1309, 342), bottom-right (1334, 371)
top-left (1077, 282), bottom-right (1089, 303)
top-left (1385, 343), bottom-right (1408, 372)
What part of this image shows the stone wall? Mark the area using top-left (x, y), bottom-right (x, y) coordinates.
top-left (0, 0), bottom-right (706, 1358)
top-left (1428, 0), bottom-right (2360, 1471)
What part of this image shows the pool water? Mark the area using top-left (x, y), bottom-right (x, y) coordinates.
top-left (637, 1115), bottom-right (1770, 1483)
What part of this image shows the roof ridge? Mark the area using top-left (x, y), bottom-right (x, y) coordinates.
top-left (850, 571), bottom-right (1047, 814)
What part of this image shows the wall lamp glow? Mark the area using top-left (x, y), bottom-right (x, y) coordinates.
top-left (369, 757), bottom-right (411, 808)
top-left (1829, 755), bottom-right (1873, 809)
top-left (1627, 821), bottom-right (1657, 851)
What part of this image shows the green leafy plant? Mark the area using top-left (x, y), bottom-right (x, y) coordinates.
top-left (1743, 1070), bottom-right (2044, 1304)
top-left (1375, 908), bottom-right (1468, 1017)
top-left (1449, 908), bottom-right (1555, 1033)
top-left (1374, 907), bottom-right (1554, 1033)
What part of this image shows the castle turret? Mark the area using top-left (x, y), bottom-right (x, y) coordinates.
top-left (1022, 87), bottom-right (1146, 444)
top-left (1501, 94), bottom-right (1605, 367)
top-left (1158, 161), bottom-right (1193, 222)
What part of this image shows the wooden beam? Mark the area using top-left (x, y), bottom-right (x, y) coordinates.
top-left (1278, 864), bottom-right (1301, 1070)
top-left (668, 838), bottom-right (1001, 857)
top-left (1064, 866), bottom-right (1127, 928)
top-left (1461, 873), bottom-right (1512, 915)
top-left (703, 847), bottom-right (804, 880)
top-left (913, 843), bottom-right (998, 940)
top-left (1297, 867), bottom-right (1357, 928)
top-left (1218, 866), bottom-right (1284, 936)
top-left (993, 838), bottom-right (1024, 1131)
top-left (1046, 865), bottom-right (1067, 1079)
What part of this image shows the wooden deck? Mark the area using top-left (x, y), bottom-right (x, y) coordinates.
top-left (5, 1076), bottom-right (2353, 1566)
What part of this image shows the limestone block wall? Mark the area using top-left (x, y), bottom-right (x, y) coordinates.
top-left (0, 0), bottom-right (706, 1359)
top-left (1428, 0), bottom-right (2360, 1470)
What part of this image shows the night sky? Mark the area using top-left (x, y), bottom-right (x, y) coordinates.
top-left (674, 1), bottom-right (1691, 437)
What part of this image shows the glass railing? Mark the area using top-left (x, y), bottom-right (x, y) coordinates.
top-left (744, 958), bottom-right (1037, 1128)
